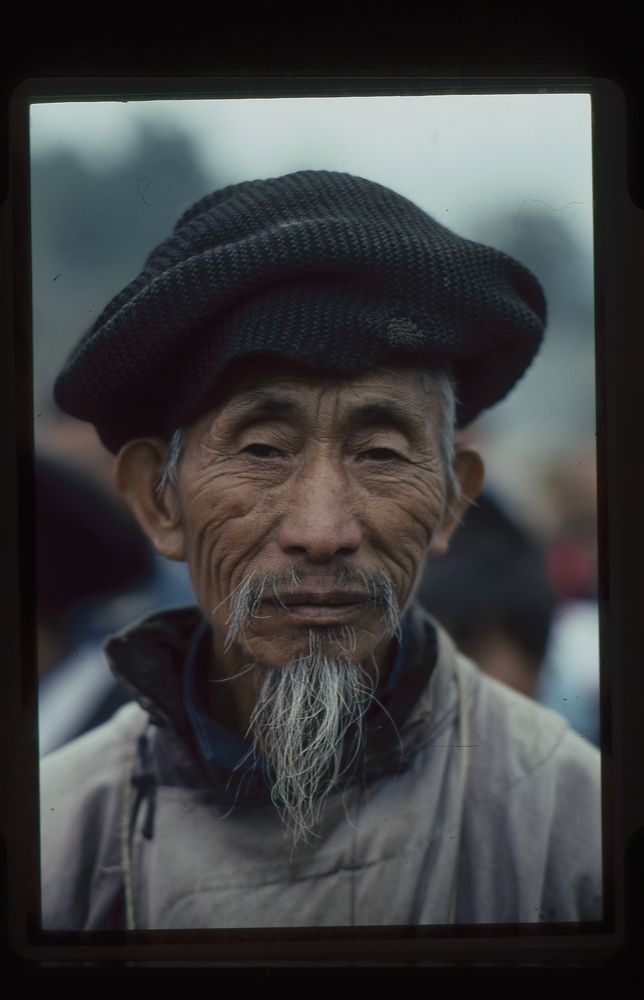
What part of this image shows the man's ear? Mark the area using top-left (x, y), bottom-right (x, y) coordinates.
top-left (114, 438), bottom-right (187, 561)
top-left (426, 445), bottom-right (485, 558)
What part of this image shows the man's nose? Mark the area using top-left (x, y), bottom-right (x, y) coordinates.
top-left (276, 457), bottom-right (363, 562)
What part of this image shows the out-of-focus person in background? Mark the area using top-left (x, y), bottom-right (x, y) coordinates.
top-left (415, 449), bottom-right (601, 749)
top-left (415, 489), bottom-right (555, 701)
top-left (543, 439), bottom-right (598, 605)
top-left (37, 449), bottom-right (194, 756)
top-left (533, 440), bottom-right (600, 747)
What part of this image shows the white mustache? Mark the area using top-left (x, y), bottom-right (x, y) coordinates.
top-left (222, 565), bottom-right (401, 653)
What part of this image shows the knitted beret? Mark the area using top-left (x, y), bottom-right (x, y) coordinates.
top-left (53, 170), bottom-right (547, 453)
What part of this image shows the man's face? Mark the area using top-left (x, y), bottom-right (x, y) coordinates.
top-left (167, 358), bottom-right (462, 679)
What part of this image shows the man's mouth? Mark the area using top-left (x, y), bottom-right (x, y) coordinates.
top-left (267, 591), bottom-right (369, 625)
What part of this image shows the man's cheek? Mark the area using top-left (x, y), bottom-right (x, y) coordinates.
top-left (192, 523), bottom-right (263, 588)
top-left (185, 494), bottom-right (278, 596)
top-left (183, 477), bottom-right (273, 540)
top-left (368, 500), bottom-right (440, 567)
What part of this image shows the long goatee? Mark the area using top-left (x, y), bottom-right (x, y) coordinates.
top-left (245, 643), bottom-right (375, 844)
top-left (223, 565), bottom-right (401, 845)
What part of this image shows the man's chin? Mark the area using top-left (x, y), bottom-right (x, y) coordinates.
top-left (245, 627), bottom-right (383, 673)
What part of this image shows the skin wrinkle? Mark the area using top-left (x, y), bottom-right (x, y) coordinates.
top-left (115, 359), bottom-right (483, 845)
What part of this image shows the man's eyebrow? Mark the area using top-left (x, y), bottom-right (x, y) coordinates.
top-left (225, 390), bottom-right (302, 418)
top-left (347, 400), bottom-right (425, 432)
top-left (223, 391), bottom-right (425, 431)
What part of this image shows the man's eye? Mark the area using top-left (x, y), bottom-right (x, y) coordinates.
top-left (361, 448), bottom-right (400, 461)
top-left (244, 443), bottom-right (281, 457)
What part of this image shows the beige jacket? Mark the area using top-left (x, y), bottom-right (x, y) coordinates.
top-left (40, 605), bottom-right (602, 930)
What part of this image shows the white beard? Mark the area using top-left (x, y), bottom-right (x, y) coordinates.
top-left (245, 640), bottom-right (374, 844)
top-left (223, 567), bottom-right (401, 845)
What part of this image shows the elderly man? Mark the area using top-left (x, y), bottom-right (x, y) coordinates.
top-left (41, 170), bottom-right (601, 931)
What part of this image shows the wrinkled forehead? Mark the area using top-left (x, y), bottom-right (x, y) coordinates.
top-left (207, 355), bottom-right (439, 416)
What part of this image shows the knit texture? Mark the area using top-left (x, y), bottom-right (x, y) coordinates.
top-left (53, 170), bottom-right (547, 453)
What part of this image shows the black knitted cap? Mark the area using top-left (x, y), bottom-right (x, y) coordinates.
top-left (53, 170), bottom-right (547, 453)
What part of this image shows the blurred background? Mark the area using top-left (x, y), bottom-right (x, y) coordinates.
top-left (29, 93), bottom-right (600, 753)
